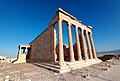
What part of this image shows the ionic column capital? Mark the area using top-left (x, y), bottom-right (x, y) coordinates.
top-left (67, 22), bottom-right (72, 26)
top-left (81, 28), bottom-right (84, 32)
top-left (58, 19), bottom-right (62, 23)
top-left (87, 25), bottom-right (92, 29)
top-left (74, 25), bottom-right (78, 28)
top-left (85, 30), bottom-right (89, 33)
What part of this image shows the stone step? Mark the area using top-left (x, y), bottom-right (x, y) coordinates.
top-left (33, 62), bottom-right (60, 73)
top-left (32, 59), bottom-right (102, 74)
top-left (34, 62), bottom-right (70, 70)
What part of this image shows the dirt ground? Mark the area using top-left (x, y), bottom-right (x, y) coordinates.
top-left (0, 55), bottom-right (120, 81)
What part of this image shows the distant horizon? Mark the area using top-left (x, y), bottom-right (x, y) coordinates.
top-left (0, 0), bottom-right (120, 57)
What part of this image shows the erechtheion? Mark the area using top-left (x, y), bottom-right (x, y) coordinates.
top-left (14, 8), bottom-right (101, 73)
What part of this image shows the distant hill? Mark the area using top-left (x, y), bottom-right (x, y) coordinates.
top-left (97, 49), bottom-right (120, 54)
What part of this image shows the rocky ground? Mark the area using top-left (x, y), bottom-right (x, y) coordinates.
top-left (0, 54), bottom-right (120, 81)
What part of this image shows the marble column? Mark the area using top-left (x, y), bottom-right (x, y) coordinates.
top-left (58, 19), bottom-right (65, 65)
top-left (53, 25), bottom-right (57, 62)
top-left (89, 33), bottom-right (97, 59)
top-left (81, 29), bottom-right (89, 60)
top-left (50, 24), bottom-right (57, 62)
top-left (67, 23), bottom-right (75, 62)
top-left (75, 26), bottom-right (82, 61)
top-left (85, 31), bottom-right (93, 59)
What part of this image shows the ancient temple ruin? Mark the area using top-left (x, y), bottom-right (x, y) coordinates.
top-left (14, 8), bottom-right (101, 73)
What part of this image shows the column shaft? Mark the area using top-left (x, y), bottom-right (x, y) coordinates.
top-left (67, 23), bottom-right (75, 62)
top-left (85, 31), bottom-right (93, 59)
top-left (75, 27), bottom-right (82, 61)
top-left (89, 33), bottom-right (97, 59)
top-left (81, 29), bottom-right (88, 60)
top-left (53, 25), bottom-right (57, 62)
top-left (58, 20), bottom-right (65, 65)
top-left (50, 24), bottom-right (56, 62)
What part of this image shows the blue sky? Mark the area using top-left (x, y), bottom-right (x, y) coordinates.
top-left (0, 0), bottom-right (120, 57)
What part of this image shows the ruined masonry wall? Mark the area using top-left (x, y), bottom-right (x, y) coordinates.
top-left (29, 27), bottom-right (54, 62)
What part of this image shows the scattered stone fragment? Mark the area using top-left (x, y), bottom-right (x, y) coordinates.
top-left (105, 64), bottom-right (113, 67)
top-left (4, 75), bottom-right (14, 81)
top-left (106, 60), bottom-right (112, 63)
top-left (105, 63), bottom-right (109, 66)
top-left (108, 65), bottom-right (113, 67)
top-left (112, 62), bottom-right (116, 65)
top-left (102, 68), bottom-right (109, 71)
top-left (5, 75), bottom-right (10, 79)
top-left (81, 74), bottom-right (90, 78)
top-left (54, 73), bottom-right (58, 75)
top-left (26, 79), bottom-right (31, 81)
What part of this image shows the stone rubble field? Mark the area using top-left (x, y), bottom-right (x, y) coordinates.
top-left (0, 54), bottom-right (120, 81)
